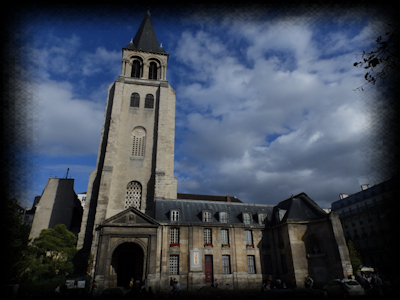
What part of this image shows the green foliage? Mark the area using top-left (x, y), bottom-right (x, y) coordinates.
top-left (15, 224), bottom-right (78, 282)
top-left (2, 193), bottom-right (31, 284)
top-left (347, 239), bottom-right (363, 272)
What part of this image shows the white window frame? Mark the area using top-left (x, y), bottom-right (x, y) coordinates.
top-left (243, 212), bottom-right (251, 225)
top-left (247, 255), bottom-right (256, 274)
top-left (203, 210), bottom-right (213, 222)
top-left (222, 255), bottom-right (231, 274)
top-left (169, 255), bottom-right (179, 275)
top-left (221, 229), bottom-right (229, 245)
top-left (204, 228), bottom-right (212, 245)
top-left (258, 213), bottom-right (266, 225)
top-left (170, 228), bottom-right (179, 245)
top-left (219, 211), bottom-right (228, 223)
top-left (245, 230), bottom-right (253, 246)
top-left (170, 210), bottom-right (180, 222)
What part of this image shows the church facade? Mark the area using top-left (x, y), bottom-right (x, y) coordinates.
top-left (77, 10), bottom-right (352, 294)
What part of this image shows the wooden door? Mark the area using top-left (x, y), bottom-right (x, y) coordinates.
top-left (205, 255), bottom-right (213, 283)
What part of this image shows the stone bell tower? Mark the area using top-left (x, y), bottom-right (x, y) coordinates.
top-left (77, 9), bottom-right (177, 251)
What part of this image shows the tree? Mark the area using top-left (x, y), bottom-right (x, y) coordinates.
top-left (2, 193), bottom-right (31, 284)
top-left (347, 240), bottom-right (363, 273)
top-left (353, 23), bottom-right (399, 91)
top-left (14, 224), bottom-right (77, 281)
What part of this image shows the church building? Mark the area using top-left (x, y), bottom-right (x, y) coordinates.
top-left (77, 10), bottom-right (353, 294)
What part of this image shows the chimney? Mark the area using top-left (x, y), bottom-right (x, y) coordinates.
top-left (361, 184), bottom-right (370, 191)
top-left (226, 194), bottom-right (231, 202)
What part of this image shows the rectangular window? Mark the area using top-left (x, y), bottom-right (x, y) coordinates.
top-left (222, 255), bottom-right (231, 274)
top-left (221, 229), bottom-right (229, 246)
top-left (204, 228), bottom-right (212, 245)
top-left (169, 255), bottom-right (179, 275)
top-left (220, 212), bottom-right (228, 223)
top-left (258, 213), bottom-right (266, 225)
top-left (171, 210), bottom-right (179, 221)
top-left (243, 213), bottom-right (251, 224)
top-left (245, 230), bottom-right (253, 247)
top-left (247, 255), bottom-right (256, 274)
top-left (170, 228), bottom-right (179, 245)
top-left (203, 211), bottom-right (212, 222)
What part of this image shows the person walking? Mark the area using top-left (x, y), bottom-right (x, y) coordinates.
top-left (305, 275), bottom-right (314, 290)
top-left (174, 280), bottom-right (182, 298)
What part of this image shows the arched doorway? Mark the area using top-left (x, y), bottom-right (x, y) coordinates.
top-left (111, 242), bottom-right (144, 288)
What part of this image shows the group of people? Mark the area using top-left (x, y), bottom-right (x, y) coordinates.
top-left (170, 277), bottom-right (182, 297)
top-left (129, 278), bottom-right (147, 294)
top-left (261, 275), bottom-right (288, 293)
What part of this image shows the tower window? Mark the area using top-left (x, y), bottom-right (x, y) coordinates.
top-left (131, 60), bottom-right (141, 78)
top-left (144, 94), bottom-right (154, 109)
top-left (125, 181), bottom-right (142, 209)
top-left (148, 62), bottom-right (158, 80)
top-left (132, 127), bottom-right (146, 157)
top-left (130, 93), bottom-right (140, 107)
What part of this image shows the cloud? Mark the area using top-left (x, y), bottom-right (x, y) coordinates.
top-left (173, 14), bottom-right (374, 208)
top-left (32, 79), bottom-right (104, 157)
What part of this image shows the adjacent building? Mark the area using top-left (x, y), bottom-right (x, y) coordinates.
top-left (74, 10), bottom-right (352, 293)
top-left (28, 177), bottom-right (83, 241)
top-left (331, 177), bottom-right (397, 275)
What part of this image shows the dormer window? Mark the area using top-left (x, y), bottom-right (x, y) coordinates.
top-left (243, 212), bottom-right (251, 225)
top-left (170, 210), bottom-right (179, 222)
top-left (219, 211), bottom-right (228, 223)
top-left (258, 213), bottom-right (267, 225)
top-left (203, 210), bottom-right (212, 222)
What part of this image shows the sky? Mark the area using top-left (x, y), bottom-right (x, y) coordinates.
top-left (14, 4), bottom-right (393, 210)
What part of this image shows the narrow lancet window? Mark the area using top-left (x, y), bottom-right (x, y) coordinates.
top-left (132, 127), bottom-right (146, 157)
top-left (148, 62), bottom-right (158, 80)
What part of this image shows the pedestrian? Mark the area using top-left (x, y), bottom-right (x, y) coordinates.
top-left (55, 284), bottom-right (61, 294)
top-left (92, 280), bottom-right (97, 297)
top-left (174, 280), bottom-right (182, 298)
top-left (129, 278), bottom-right (134, 291)
top-left (170, 277), bottom-right (174, 292)
top-left (305, 275), bottom-right (314, 290)
top-left (267, 275), bottom-right (274, 289)
top-left (213, 279), bottom-right (218, 288)
top-left (275, 279), bottom-right (283, 289)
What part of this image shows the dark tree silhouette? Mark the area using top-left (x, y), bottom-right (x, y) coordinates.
top-left (353, 23), bottom-right (399, 91)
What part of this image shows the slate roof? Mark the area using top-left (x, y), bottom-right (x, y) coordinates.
top-left (124, 9), bottom-right (166, 55)
top-left (275, 193), bottom-right (327, 223)
top-left (154, 199), bottom-right (274, 225)
top-left (177, 193), bottom-right (243, 203)
top-left (331, 176), bottom-right (396, 210)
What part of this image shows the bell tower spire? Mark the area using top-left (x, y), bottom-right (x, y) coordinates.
top-left (77, 9), bottom-right (177, 251)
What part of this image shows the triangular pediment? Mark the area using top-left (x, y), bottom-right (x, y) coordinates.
top-left (102, 207), bottom-right (160, 227)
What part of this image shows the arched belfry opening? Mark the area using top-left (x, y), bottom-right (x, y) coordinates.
top-left (111, 242), bottom-right (144, 288)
